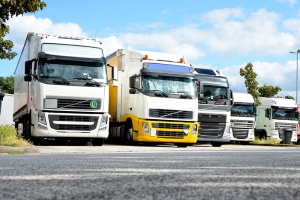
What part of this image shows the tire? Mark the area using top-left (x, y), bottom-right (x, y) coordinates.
top-left (241, 141), bottom-right (250, 145)
top-left (176, 143), bottom-right (189, 148)
top-left (259, 132), bottom-right (267, 140)
top-left (92, 138), bottom-right (104, 146)
top-left (30, 137), bottom-right (42, 146)
top-left (211, 142), bottom-right (222, 147)
top-left (123, 121), bottom-right (133, 145)
top-left (23, 116), bottom-right (31, 140)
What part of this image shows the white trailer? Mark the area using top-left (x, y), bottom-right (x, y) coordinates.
top-left (0, 94), bottom-right (14, 126)
top-left (230, 92), bottom-right (255, 144)
top-left (255, 97), bottom-right (298, 143)
top-left (107, 49), bottom-right (199, 147)
top-left (194, 68), bottom-right (233, 147)
top-left (13, 32), bottom-right (110, 145)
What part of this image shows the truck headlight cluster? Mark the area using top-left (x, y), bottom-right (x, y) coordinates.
top-left (142, 122), bottom-right (149, 133)
top-left (192, 125), bottom-right (198, 136)
top-left (38, 112), bottom-right (47, 125)
top-left (100, 114), bottom-right (109, 127)
top-left (183, 124), bottom-right (189, 135)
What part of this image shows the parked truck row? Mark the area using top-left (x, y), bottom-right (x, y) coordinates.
top-left (6, 32), bottom-right (300, 146)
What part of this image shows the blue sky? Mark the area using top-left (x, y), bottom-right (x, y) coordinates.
top-left (1, 0), bottom-right (300, 100)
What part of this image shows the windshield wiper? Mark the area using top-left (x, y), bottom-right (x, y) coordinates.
top-left (180, 94), bottom-right (192, 99)
top-left (154, 91), bottom-right (168, 97)
top-left (40, 76), bottom-right (70, 85)
top-left (73, 77), bottom-right (101, 87)
top-left (85, 81), bottom-right (100, 87)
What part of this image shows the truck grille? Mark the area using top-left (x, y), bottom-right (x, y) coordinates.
top-left (231, 120), bottom-right (254, 139)
top-left (198, 122), bottom-right (225, 138)
top-left (48, 115), bottom-right (99, 131)
top-left (275, 122), bottom-right (297, 139)
top-left (57, 99), bottom-right (101, 109)
top-left (198, 114), bottom-right (226, 138)
top-left (149, 109), bottom-right (193, 120)
top-left (152, 122), bottom-right (188, 138)
top-left (232, 128), bottom-right (248, 139)
top-left (231, 120), bottom-right (254, 129)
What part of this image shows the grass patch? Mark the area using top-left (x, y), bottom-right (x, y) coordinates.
top-left (7, 151), bottom-right (26, 155)
top-left (251, 137), bottom-right (281, 145)
top-left (0, 125), bottom-right (31, 147)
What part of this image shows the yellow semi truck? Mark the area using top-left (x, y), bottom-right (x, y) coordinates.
top-left (107, 49), bottom-right (199, 147)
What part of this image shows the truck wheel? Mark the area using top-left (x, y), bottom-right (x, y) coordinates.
top-left (92, 138), bottom-right (104, 146)
top-left (30, 138), bottom-right (42, 146)
top-left (176, 143), bottom-right (189, 148)
top-left (124, 121), bottom-right (133, 144)
top-left (241, 141), bottom-right (250, 145)
top-left (258, 132), bottom-right (267, 140)
top-left (211, 142), bottom-right (222, 147)
top-left (23, 117), bottom-right (31, 140)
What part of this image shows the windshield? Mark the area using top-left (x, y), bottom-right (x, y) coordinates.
top-left (203, 85), bottom-right (228, 101)
top-left (142, 75), bottom-right (196, 96)
top-left (231, 104), bottom-right (255, 117)
top-left (38, 59), bottom-right (107, 83)
top-left (272, 108), bottom-right (298, 120)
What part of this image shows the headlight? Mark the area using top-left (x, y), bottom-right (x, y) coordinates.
top-left (192, 125), bottom-right (198, 135)
top-left (142, 122), bottom-right (149, 133)
top-left (38, 112), bottom-right (47, 125)
top-left (183, 124), bottom-right (189, 135)
top-left (100, 114), bottom-right (109, 126)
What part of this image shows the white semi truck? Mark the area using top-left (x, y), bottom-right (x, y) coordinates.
top-left (13, 32), bottom-right (110, 145)
top-left (0, 93), bottom-right (14, 126)
top-left (194, 68), bottom-right (233, 147)
top-left (255, 97), bottom-right (298, 143)
top-left (230, 92), bottom-right (255, 144)
top-left (106, 49), bottom-right (199, 147)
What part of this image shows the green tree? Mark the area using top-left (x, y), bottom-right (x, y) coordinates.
top-left (240, 63), bottom-right (260, 105)
top-left (258, 84), bottom-right (281, 97)
top-left (0, 76), bottom-right (14, 94)
top-left (284, 95), bottom-right (294, 100)
top-left (0, 0), bottom-right (46, 60)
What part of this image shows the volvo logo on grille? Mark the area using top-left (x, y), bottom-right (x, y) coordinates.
top-left (90, 101), bottom-right (97, 108)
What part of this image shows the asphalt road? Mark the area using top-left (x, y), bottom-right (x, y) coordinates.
top-left (0, 144), bottom-right (299, 200)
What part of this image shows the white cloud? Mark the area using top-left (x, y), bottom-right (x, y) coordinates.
top-left (198, 8), bottom-right (296, 56)
top-left (6, 15), bottom-right (86, 51)
top-left (221, 60), bottom-right (297, 97)
top-left (3, 9), bottom-right (300, 99)
top-left (277, 0), bottom-right (297, 7)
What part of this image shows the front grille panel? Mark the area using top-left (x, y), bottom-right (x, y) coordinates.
top-left (231, 120), bottom-right (254, 129)
top-left (48, 115), bottom-right (99, 131)
top-left (150, 109), bottom-right (193, 119)
top-left (152, 122), bottom-right (189, 138)
top-left (156, 131), bottom-right (185, 138)
top-left (232, 128), bottom-right (249, 139)
top-left (198, 114), bottom-right (226, 123)
top-left (57, 99), bottom-right (101, 109)
top-left (198, 114), bottom-right (227, 138)
top-left (198, 122), bottom-right (225, 138)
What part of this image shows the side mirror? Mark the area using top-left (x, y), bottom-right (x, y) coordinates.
top-left (230, 89), bottom-right (234, 106)
top-left (24, 74), bottom-right (32, 82)
top-left (25, 60), bottom-right (33, 74)
top-left (129, 88), bottom-right (136, 94)
top-left (111, 66), bottom-right (118, 81)
top-left (265, 108), bottom-right (271, 119)
top-left (129, 75), bottom-right (136, 89)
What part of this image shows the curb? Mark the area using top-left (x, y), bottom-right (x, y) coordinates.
top-left (0, 145), bottom-right (40, 154)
